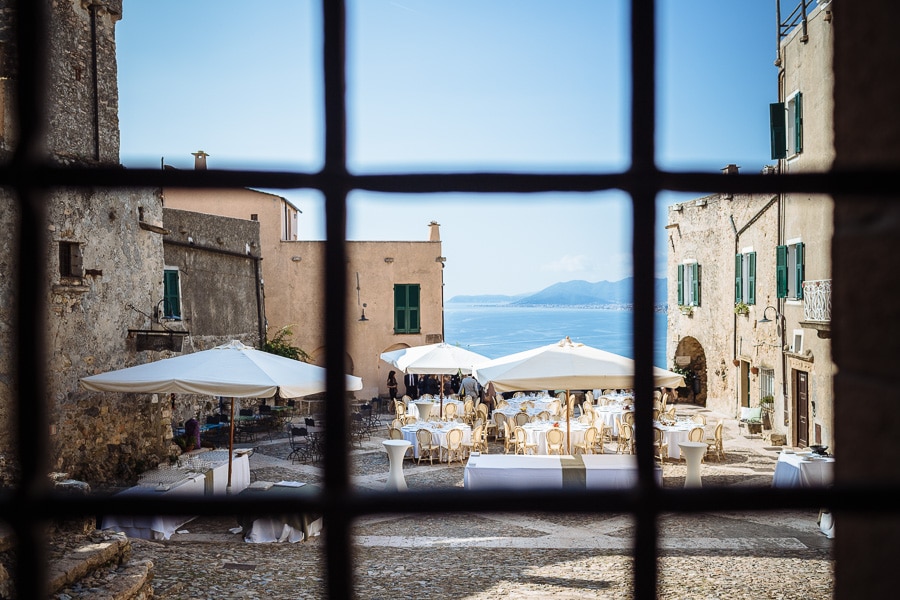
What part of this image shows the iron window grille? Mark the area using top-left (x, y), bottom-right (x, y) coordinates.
top-left (2, 1), bottom-right (898, 599)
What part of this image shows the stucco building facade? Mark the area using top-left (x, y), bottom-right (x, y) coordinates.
top-left (164, 166), bottom-right (446, 402)
top-left (667, 2), bottom-right (834, 449)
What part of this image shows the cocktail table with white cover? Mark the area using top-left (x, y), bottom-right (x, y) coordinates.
top-left (772, 451), bottom-right (835, 487)
top-left (464, 454), bottom-right (661, 490)
top-left (521, 422), bottom-right (588, 455)
top-left (101, 470), bottom-right (205, 540)
top-left (401, 423), bottom-right (472, 459)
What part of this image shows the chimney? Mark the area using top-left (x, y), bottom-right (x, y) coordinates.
top-left (721, 163), bottom-right (740, 175)
top-left (428, 221), bottom-right (441, 242)
top-left (192, 150), bottom-right (209, 170)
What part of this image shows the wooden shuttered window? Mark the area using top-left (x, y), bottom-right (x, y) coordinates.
top-left (776, 245), bottom-right (788, 299)
top-left (735, 252), bottom-right (756, 305)
top-left (793, 92), bottom-right (803, 155)
top-left (394, 284), bottom-right (421, 334)
top-left (769, 102), bottom-right (786, 160)
top-left (677, 264), bottom-right (684, 306)
top-left (691, 263), bottom-right (701, 307)
top-left (776, 243), bottom-right (804, 299)
top-left (163, 269), bottom-right (182, 319)
top-left (747, 252), bottom-right (756, 305)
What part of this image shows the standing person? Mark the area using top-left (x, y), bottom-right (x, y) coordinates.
top-left (405, 372), bottom-right (419, 399)
top-left (459, 372), bottom-right (480, 399)
top-left (387, 370), bottom-right (399, 403)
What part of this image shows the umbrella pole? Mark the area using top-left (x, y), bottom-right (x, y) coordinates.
top-left (566, 389), bottom-right (571, 454)
top-left (440, 375), bottom-right (445, 418)
top-left (227, 397), bottom-right (235, 494)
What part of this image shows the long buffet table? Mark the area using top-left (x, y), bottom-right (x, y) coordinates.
top-left (464, 454), bottom-right (660, 491)
top-left (772, 451), bottom-right (834, 488)
top-left (100, 450), bottom-right (251, 540)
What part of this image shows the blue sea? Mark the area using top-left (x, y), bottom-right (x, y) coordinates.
top-left (443, 304), bottom-right (669, 368)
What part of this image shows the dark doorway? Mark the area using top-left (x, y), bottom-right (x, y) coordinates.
top-left (794, 369), bottom-right (809, 447)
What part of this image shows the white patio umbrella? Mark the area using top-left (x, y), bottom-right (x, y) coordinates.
top-left (380, 342), bottom-right (490, 416)
top-left (82, 340), bottom-right (363, 490)
top-left (472, 337), bottom-right (685, 451)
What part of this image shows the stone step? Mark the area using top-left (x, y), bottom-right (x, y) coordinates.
top-left (0, 528), bottom-right (154, 600)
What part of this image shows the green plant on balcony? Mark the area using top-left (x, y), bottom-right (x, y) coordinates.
top-left (734, 302), bottom-right (750, 315)
top-left (679, 305), bottom-right (694, 317)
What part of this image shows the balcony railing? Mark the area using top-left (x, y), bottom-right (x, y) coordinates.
top-left (803, 279), bottom-right (832, 322)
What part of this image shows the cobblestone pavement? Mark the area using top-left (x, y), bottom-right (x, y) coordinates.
top-left (126, 404), bottom-right (833, 599)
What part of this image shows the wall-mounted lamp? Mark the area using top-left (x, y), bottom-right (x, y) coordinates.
top-left (435, 256), bottom-right (447, 263)
top-left (384, 257), bottom-right (394, 263)
top-left (291, 256), bottom-right (302, 262)
top-left (758, 305), bottom-right (779, 324)
top-left (359, 302), bottom-right (369, 322)
top-left (758, 305), bottom-right (782, 336)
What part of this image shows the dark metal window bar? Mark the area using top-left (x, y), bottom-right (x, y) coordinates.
top-left (3, 1), bottom-right (900, 599)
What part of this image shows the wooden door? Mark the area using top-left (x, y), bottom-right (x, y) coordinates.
top-left (794, 370), bottom-right (809, 447)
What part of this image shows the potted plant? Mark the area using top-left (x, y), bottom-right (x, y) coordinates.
top-left (760, 395), bottom-right (775, 428)
top-left (734, 302), bottom-right (750, 315)
top-left (679, 305), bottom-right (694, 317)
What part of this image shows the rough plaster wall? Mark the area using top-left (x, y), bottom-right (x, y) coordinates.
top-left (48, 186), bottom-right (167, 485)
top-left (666, 192), bottom-right (780, 418)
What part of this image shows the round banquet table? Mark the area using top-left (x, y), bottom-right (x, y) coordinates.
top-left (521, 422), bottom-right (588, 455)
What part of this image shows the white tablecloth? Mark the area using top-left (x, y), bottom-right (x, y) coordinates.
top-left (772, 452), bottom-right (835, 488)
top-left (520, 422), bottom-right (588, 455)
top-left (464, 454), bottom-right (660, 490)
top-left (101, 472), bottom-right (205, 540)
top-left (654, 423), bottom-right (697, 460)
top-left (401, 424), bottom-right (472, 458)
top-left (594, 406), bottom-right (630, 430)
top-left (505, 398), bottom-right (553, 412)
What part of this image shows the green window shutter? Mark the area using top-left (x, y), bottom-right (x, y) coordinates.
top-left (769, 102), bottom-right (786, 160)
top-left (408, 284), bottom-right (420, 333)
top-left (163, 270), bottom-right (181, 319)
top-left (776, 245), bottom-right (788, 298)
top-left (692, 263), bottom-right (701, 307)
top-left (795, 242), bottom-right (805, 299)
top-left (734, 254), bottom-right (743, 303)
top-left (748, 252), bottom-right (757, 305)
top-left (394, 284), bottom-right (421, 333)
top-left (794, 93), bottom-right (803, 154)
top-left (677, 264), bottom-right (684, 306)
top-left (394, 285), bottom-right (407, 333)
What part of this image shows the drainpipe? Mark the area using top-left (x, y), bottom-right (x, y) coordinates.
top-left (89, 2), bottom-right (101, 161)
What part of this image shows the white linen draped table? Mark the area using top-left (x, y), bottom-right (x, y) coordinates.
top-left (464, 454), bottom-right (660, 490)
top-left (521, 422), bottom-right (588, 455)
top-left (772, 452), bottom-right (835, 487)
top-left (383, 440), bottom-right (412, 491)
top-left (238, 481), bottom-right (323, 543)
top-left (505, 397), bottom-right (553, 412)
top-left (653, 421), bottom-right (696, 460)
top-left (594, 405), bottom-right (631, 430)
top-left (493, 407), bottom-right (545, 422)
top-left (406, 399), bottom-right (464, 419)
top-left (100, 471), bottom-right (205, 540)
top-left (401, 423), bottom-right (472, 459)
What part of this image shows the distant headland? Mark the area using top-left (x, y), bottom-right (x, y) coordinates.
top-left (448, 277), bottom-right (667, 311)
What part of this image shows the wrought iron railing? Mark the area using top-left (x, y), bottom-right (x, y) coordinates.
top-left (803, 279), bottom-right (832, 322)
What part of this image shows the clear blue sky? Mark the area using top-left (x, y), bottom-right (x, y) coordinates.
top-left (116, 0), bottom-right (776, 298)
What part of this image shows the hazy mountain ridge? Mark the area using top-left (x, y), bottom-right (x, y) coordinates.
top-left (448, 278), bottom-right (667, 307)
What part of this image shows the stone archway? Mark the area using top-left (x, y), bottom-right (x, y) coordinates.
top-left (673, 336), bottom-right (707, 406)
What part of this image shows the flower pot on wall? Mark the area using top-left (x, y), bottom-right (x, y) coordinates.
top-left (750, 366), bottom-right (759, 375)
top-left (732, 359), bottom-right (740, 367)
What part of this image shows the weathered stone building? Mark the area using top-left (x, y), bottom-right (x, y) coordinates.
top-left (0, 0), bottom-right (263, 485)
top-left (164, 165), bottom-right (446, 401)
top-left (667, 1), bottom-right (834, 449)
